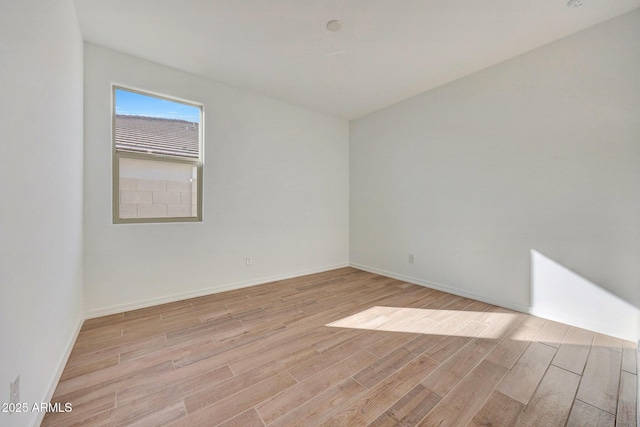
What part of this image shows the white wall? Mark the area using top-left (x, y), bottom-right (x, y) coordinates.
top-left (531, 250), bottom-right (639, 340)
top-left (350, 10), bottom-right (640, 341)
top-left (83, 44), bottom-right (349, 316)
top-left (0, 1), bottom-right (84, 426)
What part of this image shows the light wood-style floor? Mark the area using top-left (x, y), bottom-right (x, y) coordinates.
top-left (44, 267), bottom-right (637, 426)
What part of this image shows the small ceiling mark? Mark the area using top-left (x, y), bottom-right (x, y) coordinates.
top-left (567, 0), bottom-right (583, 7)
top-left (326, 20), bottom-right (342, 32)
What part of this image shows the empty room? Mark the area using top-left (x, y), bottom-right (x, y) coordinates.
top-left (1, 0), bottom-right (639, 426)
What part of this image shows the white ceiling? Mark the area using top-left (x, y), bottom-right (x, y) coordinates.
top-left (74, 0), bottom-right (640, 120)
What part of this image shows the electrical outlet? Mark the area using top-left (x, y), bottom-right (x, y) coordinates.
top-left (408, 254), bottom-right (415, 264)
top-left (246, 257), bottom-right (252, 266)
top-left (10, 376), bottom-right (19, 405)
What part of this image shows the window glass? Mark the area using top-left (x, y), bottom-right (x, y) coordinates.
top-left (113, 87), bottom-right (203, 223)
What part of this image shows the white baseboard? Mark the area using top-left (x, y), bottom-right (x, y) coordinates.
top-left (84, 263), bottom-right (350, 319)
top-left (32, 314), bottom-right (84, 427)
top-left (349, 262), bottom-right (530, 313)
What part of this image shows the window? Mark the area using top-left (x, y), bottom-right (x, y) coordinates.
top-left (113, 87), bottom-right (203, 223)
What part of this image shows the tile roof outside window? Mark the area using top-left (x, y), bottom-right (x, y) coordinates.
top-left (115, 114), bottom-right (199, 159)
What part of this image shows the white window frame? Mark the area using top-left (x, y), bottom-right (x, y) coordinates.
top-left (112, 85), bottom-right (204, 224)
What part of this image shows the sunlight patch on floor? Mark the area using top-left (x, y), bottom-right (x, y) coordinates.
top-left (327, 306), bottom-right (521, 339)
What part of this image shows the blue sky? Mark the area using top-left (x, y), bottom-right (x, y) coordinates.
top-left (115, 88), bottom-right (200, 123)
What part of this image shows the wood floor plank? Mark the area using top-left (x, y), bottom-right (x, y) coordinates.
top-left (464, 300), bottom-right (493, 312)
top-left (84, 387), bottom-right (186, 427)
top-left (533, 320), bottom-right (569, 348)
top-left (120, 336), bottom-right (215, 368)
top-left (323, 355), bottom-right (440, 427)
top-left (216, 408), bottom-right (265, 427)
top-left (123, 300), bottom-right (193, 320)
top-left (228, 339), bottom-right (318, 376)
top-left (66, 334), bottom-right (167, 366)
top-left (164, 318), bottom-right (243, 342)
top-left (366, 331), bottom-right (420, 358)
top-left (124, 401), bottom-right (187, 427)
top-left (485, 323), bottom-right (540, 369)
top-left (353, 346), bottom-right (419, 388)
top-left (120, 333), bottom-right (212, 364)
top-left (70, 330), bottom-right (167, 356)
top-left (551, 326), bottom-right (594, 375)
top-left (566, 400), bottom-right (615, 427)
top-left (59, 355), bottom-right (120, 382)
top-left (514, 365), bottom-right (580, 426)
top-left (311, 328), bottom-right (365, 353)
top-left (236, 305), bottom-right (306, 328)
top-left (368, 384), bottom-right (441, 427)
top-left (163, 303), bottom-right (229, 324)
top-left (450, 296), bottom-right (481, 310)
top-left (617, 370), bottom-right (638, 427)
top-left (422, 293), bottom-right (463, 311)
top-left (76, 324), bottom-right (126, 343)
top-left (116, 364), bottom-right (233, 406)
top-left (437, 314), bottom-right (488, 339)
top-left (53, 359), bottom-right (175, 403)
top-left (377, 290), bottom-right (438, 310)
top-left (41, 392), bottom-right (116, 426)
top-left (183, 359), bottom-right (296, 414)
top-left (81, 313), bottom-right (124, 331)
top-left (413, 290), bottom-right (450, 309)
top-left (592, 333), bottom-right (623, 352)
top-left (171, 371), bottom-right (296, 427)
top-left (260, 313), bottom-right (348, 349)
top-left (474, 310), bottom-right (525, 342)
top-left (288, 332), bottom-right (380, 382)
top-left (215, 321), bottom-right (286, 350)
top-left (467, 391), bottom-right (524, 427)
top-left (45, 268), bottom-right (634, 427)
top-left (402, 333), bottom-right (447, 355)
top-left (268, 378), bottom-right (367, 427)
top-left (424, 321), bottom-right (488, 363)
top-left (402, 290), bottom-right (447, 309)
top-left (495, 342), bottom-right (556, 405)
top-left (576, 347), bottom-right (622, 414)
top-left (417, 360), bottom-right (508, 427)
top-left (424, 306), bottom-right (478, 327)
top-left (171, 339), bottom-right (264, 369)
top-left (521, 315), bottom-right (546, 329)
top-left (121, 315), bottom-right (203, 337)
top-left (421, 337), bottom-right (498, 397)
top-left (256, 350), bottom-right (376, 424)
top-left (51, 407), bottom-right (114, 427)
